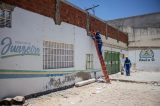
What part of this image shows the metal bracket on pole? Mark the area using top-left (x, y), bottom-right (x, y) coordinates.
top-left (55, 0), bottom-right (61, 25)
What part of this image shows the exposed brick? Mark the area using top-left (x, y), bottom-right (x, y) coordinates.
top-left (89, 17), bottom-right (106, 35)
top-left (2, 0), bottom-right (128, 44)
top-left (60, 2), bottom-right (86, 29)
top-left (107, 25), bottom-right (117, 39)
top-left (2, 0), bottom-right (56, 18)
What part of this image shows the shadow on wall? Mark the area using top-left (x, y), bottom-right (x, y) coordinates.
top-left (76, 72), bottom-right (91, 80)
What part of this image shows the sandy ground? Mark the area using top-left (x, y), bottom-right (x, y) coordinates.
top-left (24, 81), bottom-right (160, 106)
top-left (110, 71), bottom-right (160, 82)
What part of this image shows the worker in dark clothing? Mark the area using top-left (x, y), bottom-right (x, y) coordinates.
top-left (124, 57), bottom-right (131, 76)
top-left (91, 31), bottom-right (103, 55)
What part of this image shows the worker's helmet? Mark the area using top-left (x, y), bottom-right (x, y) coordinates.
top-left (125, 55), bottom-right (128, 58)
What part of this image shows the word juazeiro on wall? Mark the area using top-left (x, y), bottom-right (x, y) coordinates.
top-left (0, 37), bottom-right (40, 58)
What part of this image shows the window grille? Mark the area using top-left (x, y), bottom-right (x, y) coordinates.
top-left (0, 9), bottom-right (12, 28)
top-left (43, 41), bottom-right (74, 69)
top-left (86, 54), bottom-right (93, 69)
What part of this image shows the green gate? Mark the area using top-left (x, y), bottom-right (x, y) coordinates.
top-left (104, 51), bottom-right (120, 75)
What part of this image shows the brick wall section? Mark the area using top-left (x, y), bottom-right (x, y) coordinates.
top-left (119, 31), bottom-right (128, 43)
top-left (107, 24), bottom-right (128, 43)
top-left (60, 2), bottom-right (86, 29)
top-left (60, 2), bottom-right (106, 36)
top-left (107, 24), bottom-right (117, 40)
top-left (2, 0), bottom-right (128, 44)
top-left (89, 16), bottom-right (106, 35)
top-left (2, 0), bottom-right (56, 20)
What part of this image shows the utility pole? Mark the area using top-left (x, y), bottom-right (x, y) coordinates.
top-left (85, 4), bottom-right (99, 35)
top-left (85, 5), bottom-right (99, 35)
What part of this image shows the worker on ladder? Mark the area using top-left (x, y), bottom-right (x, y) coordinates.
top-left (91, 31), bottom-right (103, 55)
top-left (90, 31), bottom-right (110, 83)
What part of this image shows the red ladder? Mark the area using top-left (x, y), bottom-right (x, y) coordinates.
top-left (92, 34), bottom-right (111, 83)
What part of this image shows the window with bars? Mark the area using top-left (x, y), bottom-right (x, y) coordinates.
top-left (43, 41), bottom-right (74, 69)
top-left (86, 54), bottom-right (93, 69)
top-left (0, 9), bottom-right (12, 28)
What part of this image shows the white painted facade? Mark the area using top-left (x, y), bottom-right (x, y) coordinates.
top-left (108, 13), bottom-right (160, 72)
top-left (129, 49), bottom-right (160, 72)
top-left (0, 7), bottom-right (127, 99)
top-left (0, 7), bottom-right (127, 71)
top-left (123, 26), bottom-right (160, 72)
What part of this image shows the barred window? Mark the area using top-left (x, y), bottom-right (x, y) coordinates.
top-left (86, 54), bottom-right (93, 69)
top-left (43, 41), bottom-right (74, 69)
top-left (0, 9), bottom-right (12, 28)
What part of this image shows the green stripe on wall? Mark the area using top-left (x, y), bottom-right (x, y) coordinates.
top-left (0, 69), bottom-right (101, 74)
top-left (0, 69), bottom-right (101, 79)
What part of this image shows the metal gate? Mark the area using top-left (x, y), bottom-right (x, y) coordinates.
top-left (104, 51), bottom-right (120, 74)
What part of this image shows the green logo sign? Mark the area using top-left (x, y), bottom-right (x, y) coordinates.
top-left (139, 49), bottom-right (155, 61)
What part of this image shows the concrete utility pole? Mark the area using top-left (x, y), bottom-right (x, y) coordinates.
top-left (85, 4), bottom-right (99, 35)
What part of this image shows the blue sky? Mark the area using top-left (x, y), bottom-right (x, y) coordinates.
top-left (67, 0), bottom-right (160, 20)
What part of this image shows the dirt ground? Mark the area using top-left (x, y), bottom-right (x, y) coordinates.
top-left (24, 81), bottom-right (160, 106)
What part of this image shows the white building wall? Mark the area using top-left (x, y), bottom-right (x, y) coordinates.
top-left (0, 7), bottom-right (93, 99)
top-left (0, 7), bottom-right (43, 70)
top-left (0, 7), bottom-right (128, 99)
top-left (115, 26), bottom-right (160, 72)
top-left (129, 49), bottom-right (160, 72)
top-left (0, 7), bottom-right (95, 71)
top-left (74, 26), bottom-right (93, 70)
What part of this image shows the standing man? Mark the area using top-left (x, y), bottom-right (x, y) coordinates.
top-left (124, 56), bottom-right (131, 76)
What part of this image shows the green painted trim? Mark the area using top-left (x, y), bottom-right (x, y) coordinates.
top-left (1, 54), bottom-right (40, 58)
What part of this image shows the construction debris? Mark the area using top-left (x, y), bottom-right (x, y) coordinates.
top-left (0, 98), bottom-right (13, 105)
top-left (13, 96), bottom-right (25, 104)
top-left (75, 78), bottom-right (96, 87)
top-left (0, 96), bottom-right (25, 105)
top-left (96, 77), bottom-right (106, 83)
